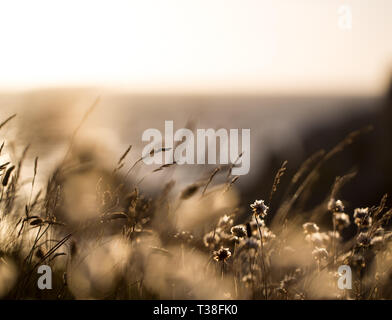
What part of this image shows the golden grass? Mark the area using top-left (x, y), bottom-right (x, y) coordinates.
top-left (0, 108), bottom-right (391, 300)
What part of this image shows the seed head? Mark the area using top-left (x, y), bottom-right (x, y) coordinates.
top-left (333, 212), bottom-right (351, 229)
top-left (302, 222), bottom-right (320, 235)
top-left (217, 214), bottom-right (234, 230)
top-left (231, 225), bottom-right (247, 238)
top-left (213, 247), bottom-right (232, 262)
top-left (305, 232), bottom-right (330, 248)
top-left (328, 199), bottom-right (345, 213)
top-left (312, 247), bottom-right (329, 261)
top-left (250, 200), bottom-right (269, 218)
top-left (219, 232), bottom-right (240, 246)
top-left (328, 231), bottom-right (342, 243)
top-left (357, 232), bottom-right (371, 247)
top-left (203, 231), bottom-right (220, 248)
top-left (354, 208), bottom-right (372, 228)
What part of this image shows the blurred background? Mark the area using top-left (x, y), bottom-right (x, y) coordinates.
top-left (0, 0), bottom-right (392, 212)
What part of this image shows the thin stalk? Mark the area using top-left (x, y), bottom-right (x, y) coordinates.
top-left (255, 215), bottom-right (268, 300)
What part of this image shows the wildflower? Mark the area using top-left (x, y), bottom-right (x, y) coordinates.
top-left (217, 215), bottom-right (234, 230)
top-left (248, 219), bottom-right (266, 236)
top-left (174, 231), bottom-right (194, 243)
top-left (327, 231), bottom-right (342, 243)
top-left (312, 247), bottom-right (329, 261)
top-left (231, 225), bottom-right (247, 238)
top-left (357, 232), bottom-right (371, 247)
top-left (328, 199), bottom-right (345, 213)
top-left (305, 232), bottom-right (330, 247)
top-left (213, 247), bottom-right (232, 262)
top-left (354, 207), bottom-right (369, 217)
top-left (219, 232), bottom-right (240, 246)
top-left (250, 200), bottom-right (269, 218)
top-left (302, 222), bottom-right (320, 235)
top-left (354, 208), bottom-right (372, 228)
top-left (333, 212), bottom-right (350, 229)
top-left (203, 231), bottom-right (220, 248)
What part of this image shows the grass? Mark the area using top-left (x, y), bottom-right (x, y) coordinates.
top-left (0, 108), bottom-right (391, 300)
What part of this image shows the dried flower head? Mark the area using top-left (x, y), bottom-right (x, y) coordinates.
top-left (354, 207), bottom-right (372, 228)
top-left (231, 225), bottom-right (247, 238)
top-left (312, 247), bottom-right (329, 261)
top-left (328, 199), bottom-right (345, 213)
top-left (213, 247), bottom-right (232, 262)
top-left (250, 200), bottom-right (269, 218)
top-left (248, 219), bottom-right (266, 236)
top-left (219, 232), bottom-right (240, 246)
top-left (357, 232), bottom-right (371, 247)
top-left (302, 222), bottom-right (320, 235)
top-left (354, 207), bottom-right (369, 216)
top-left (217, 214), bottom-right (234, 230)
top-left (333, 212), bottom-right (350, 229)
top-left (327, 231), bottom-right (342, 243)
top-left (203, 231), bottom-right (220, 248)
top-left (305, 232), bottom-right (330, 248)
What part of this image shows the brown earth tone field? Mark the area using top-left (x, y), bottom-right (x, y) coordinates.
top-left (1, 86), bottom-right (392, 300)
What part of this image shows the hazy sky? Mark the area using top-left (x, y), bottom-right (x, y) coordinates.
top-left (0, 0), bottom-right (391, 94)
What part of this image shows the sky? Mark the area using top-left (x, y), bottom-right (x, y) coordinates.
top-left (0, 0), bottom-right (391, 94)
